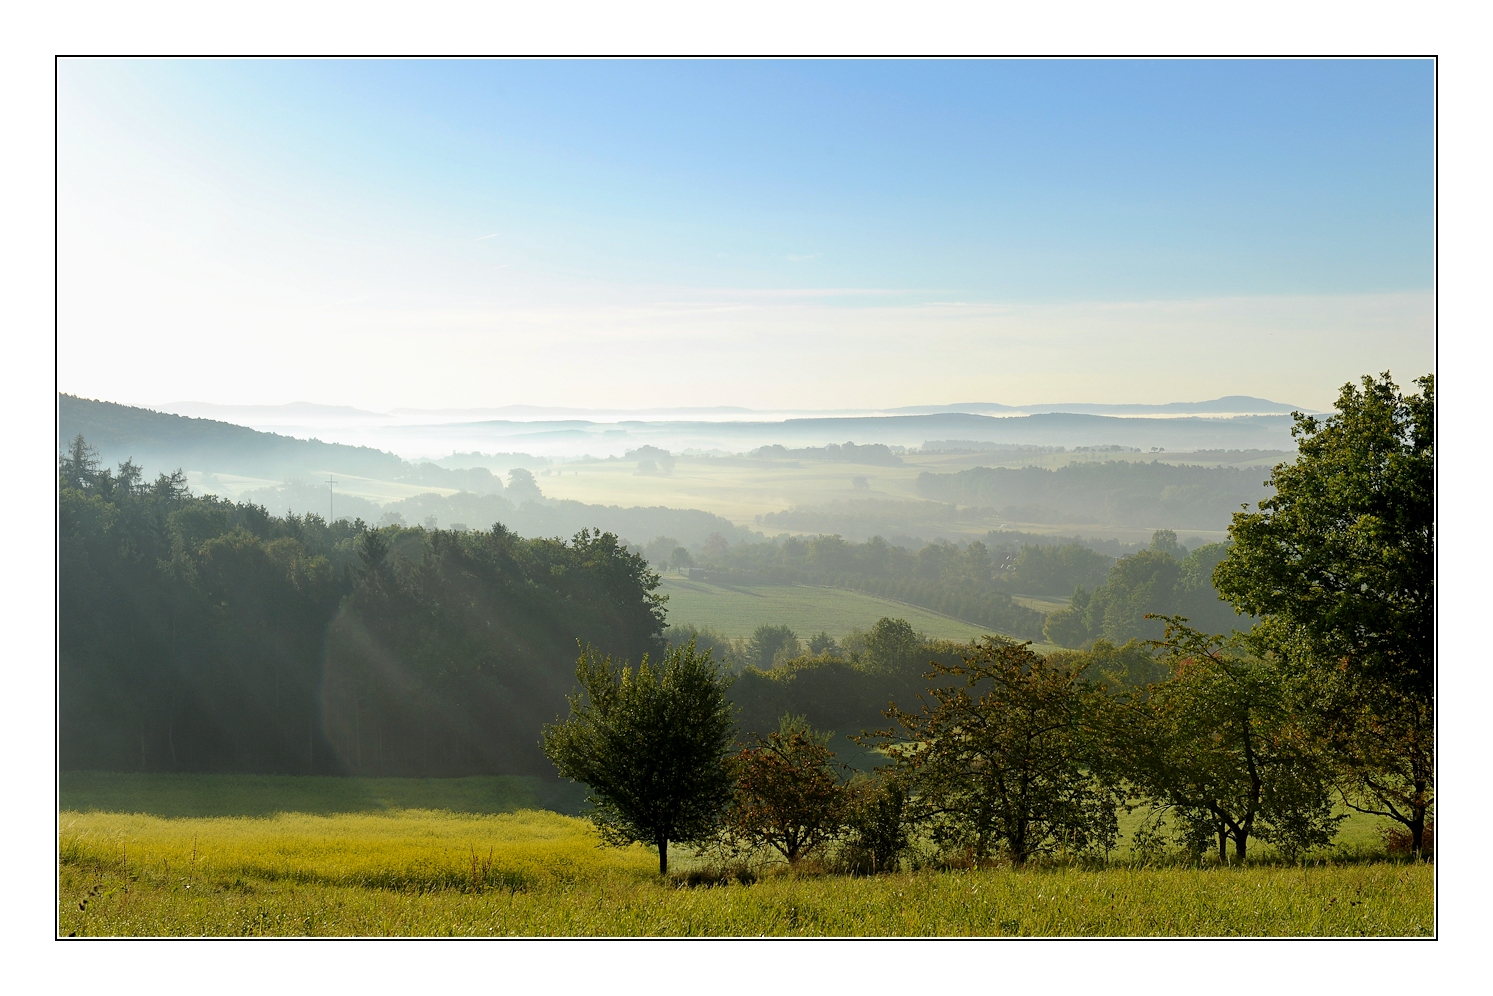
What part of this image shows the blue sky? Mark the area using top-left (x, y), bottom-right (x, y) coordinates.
top-left (58, 59), bottom-right (1435, 410)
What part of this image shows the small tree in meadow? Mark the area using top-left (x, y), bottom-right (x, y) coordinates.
top-left (872, 638), bottom-right (1118, 865)
top-left (1113, 619), bottom-right (1342, 863)
top-left (542, 640), bottom-right (736, 875)
top-left (726, 716), bottom-right (847, 865)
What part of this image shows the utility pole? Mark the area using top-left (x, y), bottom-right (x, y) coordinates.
top-left (327, 475), bottom-right (338, 522)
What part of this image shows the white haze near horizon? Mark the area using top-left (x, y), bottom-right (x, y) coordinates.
top-left (63, 287), bottom-right (1434, 420)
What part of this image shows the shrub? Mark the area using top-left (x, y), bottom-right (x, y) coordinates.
top-left (836, 774), bottom-right (910, 875)
top-left (1380, 822), bottom-right (1434, 858)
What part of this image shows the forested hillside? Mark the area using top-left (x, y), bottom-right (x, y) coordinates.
top-left (59, 436), bottom-right (666, 777)
top-left (59, 393), bottom-right (406, 481)
top-left (1042, 535), bottom-right (1246, 646)
top-left (915, 461), bottom-right (1273, 530)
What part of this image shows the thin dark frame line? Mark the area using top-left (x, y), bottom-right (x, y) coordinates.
top-left (52, 54), bottom-right (1439, 943)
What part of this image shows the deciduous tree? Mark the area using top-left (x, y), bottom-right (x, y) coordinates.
top-left (840, 773), bottom-right (911, 874)
top-left (1214, 372), bottom-right (1433, 702)
top-left (542, 640), bottom-right (736, 875)
top-left (1286, 633), bottom-right (1434, 857)
top-left (1115, 620), bottom-right (1341, 863)
top-left (1213, 372), bottom-right (1434, 853)
top-left (872, 639), bottom-right (1117, 865)
top-left (726, 716), bottom-right (846, 865)
top-left (746, 624), bottom-right (800, 670)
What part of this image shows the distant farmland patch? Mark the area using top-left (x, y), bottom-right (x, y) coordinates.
top-left (658, 576), bottom-right (1011, 644)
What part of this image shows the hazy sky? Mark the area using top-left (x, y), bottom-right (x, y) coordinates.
top-left (58, 59), bottom-right (1434, 412)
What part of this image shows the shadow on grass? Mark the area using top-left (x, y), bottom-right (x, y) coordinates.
top-left (59, 771), bottom-right (588, 818)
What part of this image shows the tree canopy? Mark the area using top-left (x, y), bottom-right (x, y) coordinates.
top-left (1213, 373), bottom-right (1434, 701)
top-left (542, 641), bottom-right (737, 874)
top-left (1108, 620), bottom-right (1341, 863)
top-left (60, 436), bottom-right (667, 777)
top-left (725, 716), bottom-right (847, 865)
top-left (872, 639), bottom-right (1117, 865)
top-left (1213, 372), bottom-right (1434, 852)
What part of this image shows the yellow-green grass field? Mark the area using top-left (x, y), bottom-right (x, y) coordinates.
top-left (1011, 593), bottom-right (1072, 614)
top-left (659, 576), bottom-right (1055, 649)
top-left (59, 773), bottom-right (1431, 938)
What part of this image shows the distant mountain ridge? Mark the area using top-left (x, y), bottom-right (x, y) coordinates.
top-left (1015, 396), bottom-right (1306, 415)
top-left (150, 394), bottom-right (1310, 424)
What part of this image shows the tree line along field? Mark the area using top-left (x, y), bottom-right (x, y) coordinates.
top-left (59, 772), bottom-right (1430, 937)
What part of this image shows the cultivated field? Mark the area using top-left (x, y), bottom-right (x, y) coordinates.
top-left (58, 773), bottom-right (1430, 938)
top-left (658, 576), bottom-right (1020, 644)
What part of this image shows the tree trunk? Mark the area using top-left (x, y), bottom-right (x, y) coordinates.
top-left (1012, 810), bottom-right (1028, 866)
top-left (1411, 777), bottom-right (1428, 857)
top-left (1233, 829), bottom-right (1248, 864)
top-left (657, 835), bottom-right (669, 876)
top-left (1217, 827), bottom-right (1227, 864)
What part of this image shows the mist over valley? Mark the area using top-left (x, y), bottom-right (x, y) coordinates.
top-left (62, 392), bottom-right (1289, 549)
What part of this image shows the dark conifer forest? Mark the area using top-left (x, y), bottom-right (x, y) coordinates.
top-left (59, 436), bottom-right (666, 777)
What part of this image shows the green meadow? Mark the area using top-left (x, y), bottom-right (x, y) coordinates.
top-left (59, 771), bottom-right (587, 818)
top-left (58, 773), bottom-right (1430, 938)
top-left (657, 576), bottom-right (1008, 643)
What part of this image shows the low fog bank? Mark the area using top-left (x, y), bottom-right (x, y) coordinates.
top-left (59, 394), bottom-right (1285, 549)
top-left (135, 399), bottom-right (1306, 462)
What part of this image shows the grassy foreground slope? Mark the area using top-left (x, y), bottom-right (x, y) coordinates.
top-left (59, 774), bottom-right (1430, 937)
top-left (58, 808), bottom-right (1431, 937)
